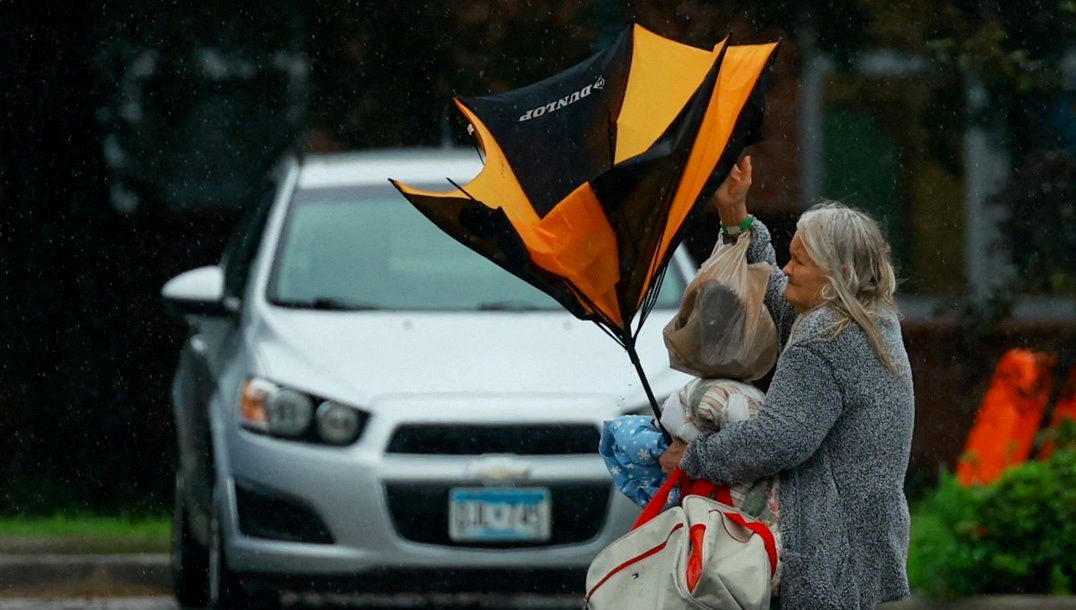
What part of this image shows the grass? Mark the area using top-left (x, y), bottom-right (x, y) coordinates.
top-left (0, 514), bottom-right (171, 554)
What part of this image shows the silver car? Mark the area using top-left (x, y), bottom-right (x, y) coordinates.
top-left (163, 148), bottom-right (693, 608)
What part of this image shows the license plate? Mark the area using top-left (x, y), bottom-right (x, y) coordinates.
top-left (448, 487), bottom-right (551, 542)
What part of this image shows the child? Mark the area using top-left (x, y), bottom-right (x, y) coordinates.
top-left (599, 377), bottom-right (782, 591)
top-left (659, 378), bottom-right (778, 522)
top-left (600, 378), bottom-right (777, 521)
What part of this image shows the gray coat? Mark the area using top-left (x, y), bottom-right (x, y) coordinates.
top-left (680, 220), bottom-right (915, 610)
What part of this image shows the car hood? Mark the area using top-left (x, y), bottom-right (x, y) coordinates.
top-left (250, 307), bottom-right (688, 411)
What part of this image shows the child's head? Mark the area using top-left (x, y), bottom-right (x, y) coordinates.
top-left (687, 379), bottom-right (765, 431)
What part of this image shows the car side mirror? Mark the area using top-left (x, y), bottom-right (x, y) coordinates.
top-left (162, 266), bottom-right (237, 318)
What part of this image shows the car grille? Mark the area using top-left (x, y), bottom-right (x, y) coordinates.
top-left (384, 482), bottom-right (611, 548)
top-left (385, 424), bottom-right (600, 455)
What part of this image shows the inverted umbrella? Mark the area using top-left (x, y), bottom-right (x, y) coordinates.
top-left (391, 24), bottom-right (778, 433)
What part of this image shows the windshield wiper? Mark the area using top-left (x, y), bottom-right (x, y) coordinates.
top-left (275, 297), bottom-right (381, 311)
top-left (477, 300), bottom-right (542, 311)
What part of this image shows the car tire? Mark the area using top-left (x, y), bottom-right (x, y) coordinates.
top-left (172, 473), bottom-right (209, 608)
top-left (208, 494), bottom-right (280, 610)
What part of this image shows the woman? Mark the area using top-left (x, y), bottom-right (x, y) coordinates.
top-left (659, 156), bottom-right (915, 609)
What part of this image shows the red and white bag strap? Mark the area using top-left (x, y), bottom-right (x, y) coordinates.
top-left (632, 468), bottom-right (686, 529)
top-left (633, 468), bottom-right (778, 576)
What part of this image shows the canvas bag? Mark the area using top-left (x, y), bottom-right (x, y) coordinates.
top-left (663, 234), bottom-right (778, 381)
top-left (585, 469), bottom-right (777, 610)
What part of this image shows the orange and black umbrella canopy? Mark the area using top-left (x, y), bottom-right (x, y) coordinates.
top-left (392, 24), bottom-right (778, 423)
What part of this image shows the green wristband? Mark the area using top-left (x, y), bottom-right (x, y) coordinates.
top-left (721, 214), bottom-right (754, 238)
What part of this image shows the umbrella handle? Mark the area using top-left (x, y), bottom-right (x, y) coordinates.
top-left (625, 342), bottom-right (674, 444)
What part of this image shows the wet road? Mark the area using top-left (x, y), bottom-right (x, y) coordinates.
top-left (3, 593), bottom-right (1069, 609)
top-left (0, 601), bottom-right (174, 610)
top-left (0, 593), bottom-right (583, 610)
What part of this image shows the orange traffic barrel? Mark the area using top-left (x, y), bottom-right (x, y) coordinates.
top-left (956, 349), bottom-right (1057, 486)
top-left (1037, 366), bottom-right (1076, 460)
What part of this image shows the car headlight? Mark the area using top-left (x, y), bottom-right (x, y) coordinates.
top-left (266, 388), bottom-right (313, 437)
top-left (316, 401), bottom-right (362, 445)
top-left (239, 378), bottom-right (368, 446)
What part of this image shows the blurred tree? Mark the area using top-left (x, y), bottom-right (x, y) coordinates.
top-left (97, 1), bottom-right (308, 213)
top-left (1, 4), bottom-right (162, 512)
top-left (991, 150), bottom-right (1076, 295)
top-left (302, 0), bottom-right (608, 150)
top-left (0, 1), bottom-right (308, 513)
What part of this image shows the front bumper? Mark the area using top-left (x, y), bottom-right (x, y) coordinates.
top-left (220, 394), bottom-right (639, 579)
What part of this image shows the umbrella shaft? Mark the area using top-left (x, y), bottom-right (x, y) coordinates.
top-left (625, 342), bottom-right (673, 444)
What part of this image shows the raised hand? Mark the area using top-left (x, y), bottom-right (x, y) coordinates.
top-left (713, 155), bottom-right (752, 227)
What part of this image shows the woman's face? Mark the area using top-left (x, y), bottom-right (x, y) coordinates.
top-left (783, 233), bottom-right (828, 313)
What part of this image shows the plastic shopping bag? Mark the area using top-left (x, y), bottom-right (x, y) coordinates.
top-left (663, 234), bottom-right (778, 381)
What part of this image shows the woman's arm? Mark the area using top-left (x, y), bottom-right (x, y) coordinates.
top-left (742, 220), bottom-right (797, 347)
top-left (678, 344), bottom-right (844, 485)
top-left (712, 156), bottom-right (796, 346)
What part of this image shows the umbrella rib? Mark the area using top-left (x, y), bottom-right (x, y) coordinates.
top-left (629, 183), bottom-right (678, 339)
top-left (588, 318), bottom-right (625, 348)
top-left (471, 140), bottom-right (485, 164)
top-left (634, 263), bottom-right (669, 340)
top-left (445, 177), bottom-right (478, 202)
top-left (563, 279), bottom-right (625, 347)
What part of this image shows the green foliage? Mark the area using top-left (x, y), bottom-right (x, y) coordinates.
top-left (0, 514), bottom-right (169, 538)
top-left (0, 515), bottom-right (170, 555)
top-left (1054, 418), bottom-right (1076, 449)
top-left (908, 472), bottom-right (991, 597)
top-left (991, 150), bottom-right (1076, 295)
top-left (924, 1), bottom-right (1076, 95)
top-left (909, 448), bottom-right (1076, 597)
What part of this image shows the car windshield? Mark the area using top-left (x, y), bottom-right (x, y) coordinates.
top-left (268, 184), bottom-right (686, 311)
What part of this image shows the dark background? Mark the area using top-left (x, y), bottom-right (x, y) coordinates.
top-left (1, 1), bottom-right (1073, 515)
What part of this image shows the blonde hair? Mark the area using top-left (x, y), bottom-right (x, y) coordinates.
top-left (795, 201), bottom-right (899, 371)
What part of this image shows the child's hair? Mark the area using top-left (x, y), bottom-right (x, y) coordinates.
top-left (681, 379), bottom-right (765, 431)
